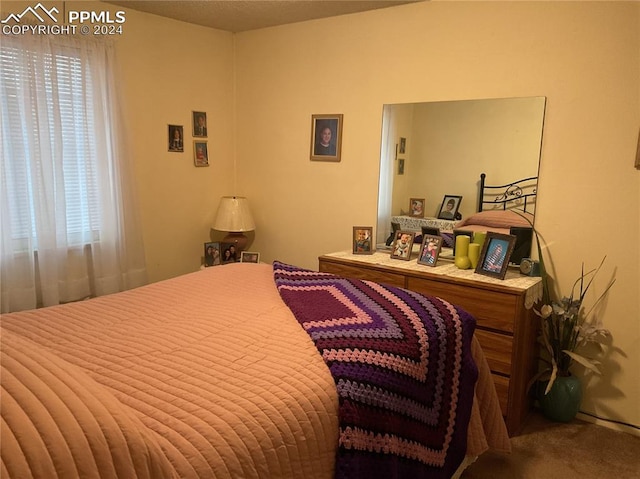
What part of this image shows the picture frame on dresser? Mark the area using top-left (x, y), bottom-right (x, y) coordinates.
top-left (437, 195), bottom-right (462, 220)
top-left (476, 232), bottom-right (516, 280)
top-left (352, 226), bottom-right (374, 255)
top-left (417, 235), bottom-right (442, 267)
top-left (409, 198), bottom-right (425, 218)
top-left (390, 231), bottom-right (415, 261)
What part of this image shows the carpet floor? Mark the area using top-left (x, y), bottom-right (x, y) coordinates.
top-left (461, 411), bottom-right (640, 479)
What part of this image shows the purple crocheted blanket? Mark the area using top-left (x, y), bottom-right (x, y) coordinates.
top-left (273, 261), bottom-right (478, 479)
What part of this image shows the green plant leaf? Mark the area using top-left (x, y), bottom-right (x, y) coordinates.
top-left (563, 350), bottom-right (602, 374)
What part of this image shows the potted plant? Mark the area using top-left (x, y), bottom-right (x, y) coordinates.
top-left (524, 218), bottom-right (616, 422)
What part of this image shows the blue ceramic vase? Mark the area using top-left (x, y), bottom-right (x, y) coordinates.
top-left (540, 375), bottom-right (583, 422)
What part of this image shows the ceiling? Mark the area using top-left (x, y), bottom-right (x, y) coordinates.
top-left (102, 1), bottom-right (423, 33)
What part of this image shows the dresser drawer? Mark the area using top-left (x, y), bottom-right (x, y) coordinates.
top-left (319, 261), bottom-right (405, 288)
top-left (474, 329), bottom-right (513, 376)
top-left (406, 277), bottom-right (518, 333)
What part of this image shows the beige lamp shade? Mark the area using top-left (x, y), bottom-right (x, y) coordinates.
top-left (213, 196), bottom-right (255, 233)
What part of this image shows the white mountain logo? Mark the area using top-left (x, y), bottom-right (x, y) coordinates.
top-left (1, 3), bottom-right (59, 24)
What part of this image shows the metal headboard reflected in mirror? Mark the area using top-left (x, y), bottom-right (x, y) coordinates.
top-left (478, 173), bottom-right (538, 214)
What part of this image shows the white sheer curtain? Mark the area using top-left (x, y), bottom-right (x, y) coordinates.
top-left (0, 33), bottom-right (147, 313)
top-left (376, 104), bottom-right (396, 245)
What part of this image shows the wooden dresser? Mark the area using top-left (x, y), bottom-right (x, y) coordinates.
top-left (318, 250), bottom-right (542, 436)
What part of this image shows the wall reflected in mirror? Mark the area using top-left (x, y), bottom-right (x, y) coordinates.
top-left (377, 96), bottom-right (546, 245)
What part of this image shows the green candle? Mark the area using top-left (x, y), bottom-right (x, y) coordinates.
top-left (473, 231), bottom-right (487, 247)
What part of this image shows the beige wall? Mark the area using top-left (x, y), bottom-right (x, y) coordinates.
top-left (111, 8), bottom-right (236, 281)
top-left (235, 2), bottom-right (639, 432)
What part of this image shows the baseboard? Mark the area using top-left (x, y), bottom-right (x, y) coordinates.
top-left (575, 412), bottom-right (640, 437)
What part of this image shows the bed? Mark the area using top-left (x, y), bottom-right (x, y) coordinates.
top-left (0, 261), bottom-right (510, 479)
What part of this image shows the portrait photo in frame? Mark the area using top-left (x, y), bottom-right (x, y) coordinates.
top-left (437, 195), bottom-right (462, 220)
top-left (221, 242), bottom-right (237, 263)
top-left (398, 158), bottom-right (405, 175)
top-left (204, 241), bottom-right (221, 267)
top-left (475, 232), bottom-right (516, 279)
top-left (240, 251), bottom-right (260, 263)
top-left (409, 198), bottom-right (425, 218)
top-left (352, 226), bottom-right (374, 255)
top-left (399, 137), bottom-right (406, 154)
top-left (192, 111), bottom-right (207, 137)
top-left (390, 230), bottom-right (415, 261)
top-left (168, 124), bottom-right (184, 152)
top-left (310, 114), bottom-right (343, 162)
top-left (193, 141), bottom-right (209, 167)
top-left (417, 235), bottom-right (442, 267)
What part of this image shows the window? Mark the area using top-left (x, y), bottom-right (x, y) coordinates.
top-left (1, 42), bottom-right (101, 248)
top-left (0, 34), bottom-right (146, 313)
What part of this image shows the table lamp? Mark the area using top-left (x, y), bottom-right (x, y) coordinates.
top-left (213, 196), bottom-right (255, 252)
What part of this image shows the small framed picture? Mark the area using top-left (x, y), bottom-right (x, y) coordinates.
top-left (193, 141), bottom-right (209, 167)
top-left (399, 137), bottom-right (406, 154)
top-left (168, 124), bottom-right (184, 152)
top-left (310, 114), bottom-right (343, 162)
top-left (417, 235), bottom-right (442, 267)
top-left (390, 230), bottom-right (415, 261)
top-left (437, 195), bottom-right (462, 220)
top-left (352, 226), bottom-right (373, 255)
top-left (204, 241), bottom-right (221, 267)
top-left (475, 232), bottom-right (517, 279)
top-left (409, 198), bottom-right (425, 218)
top-left (240, 251), bottom-right (260, 263)
top-left (192, 111), bottom-right (207, 137)
top-left (221, 242), bottom-right (238, 263)
top-left (398, 158), bottom-right (405, 175)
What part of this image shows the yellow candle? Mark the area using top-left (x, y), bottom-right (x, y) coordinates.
top-left (455, 235), bottom-right (470, 257)
top-left (468, 242), bottom-right (481, 269)
top-left (473, 231), bottom-right (487, 247)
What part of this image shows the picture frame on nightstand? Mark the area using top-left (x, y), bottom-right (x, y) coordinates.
top-left (204, 242), bottom-right (221, 267)
top-left (240, 251), bottom-right (260, 263)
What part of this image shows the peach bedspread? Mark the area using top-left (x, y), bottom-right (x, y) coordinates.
top-left (1, 262), bottom-right (509, 478)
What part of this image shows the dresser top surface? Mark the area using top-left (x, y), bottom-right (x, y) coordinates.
top-left (320, 250), bottom-right (543, 306)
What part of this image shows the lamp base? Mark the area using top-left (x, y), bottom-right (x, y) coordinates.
top-left (222, 232), bottom-right (249, 255)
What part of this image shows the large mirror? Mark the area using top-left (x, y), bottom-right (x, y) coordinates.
top-left (376, 96), bottom-right (546, 245)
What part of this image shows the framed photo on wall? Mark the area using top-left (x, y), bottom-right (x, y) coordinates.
top-left (352, 226), bottom-right (373, 255)
top-left (168, 124), bottom-right (184, 152)
top-left (192, 111), bottom-right (207, 137)
top-left (193, 141), bottom-right (209, 167)
top-left (475, 232), bottom-right (516, 279)
top-left (437, 195), bottom-right (462, 220)
top-left (310, 114), bottom-right (343, 162)
top-left (409, 198), bottom-right (425, 218)
top-left (390, 230), bottom-right (415, 261)
top-left (417, 235), bottom-right (442, 267)
top-left (398, 158), bottom-right (405, 175)
top-left (399, 137), bottom-right (406, 154)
